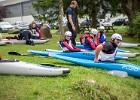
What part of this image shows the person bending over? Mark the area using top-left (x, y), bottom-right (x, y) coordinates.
top-left (94, 33), bottom-right (122, 62)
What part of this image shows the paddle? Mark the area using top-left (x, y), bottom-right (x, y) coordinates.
top-left (8, 51), bottom-right (32, 56)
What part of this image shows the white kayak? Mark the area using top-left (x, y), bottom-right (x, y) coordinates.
top-left (2, 39), bottom-right (49, 44)
top-left (76, 42), bottom-right (140, 48)
top-left (0, 59), bottom-right (70, 76)
top-left (0, 41), bottom-right (6, 46)
top-left (45, 49), bottom-right (140, 58)
top-left (119, 42), bottom-right (140, 48)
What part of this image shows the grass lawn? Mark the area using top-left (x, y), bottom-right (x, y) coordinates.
top-left (0, 26), bottom-right (140, 100)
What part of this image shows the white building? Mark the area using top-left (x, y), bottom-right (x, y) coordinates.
top-left (0, 0), bottom-right (37, 24)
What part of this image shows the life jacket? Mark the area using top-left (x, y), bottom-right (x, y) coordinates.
top-left (61, 40), bottom-right (73, 52)
top-left (80, 33), bottom-right (90, 44)
top-left (100, 31), bottom-right (106, 43)
top-left (61, 40), bottom-right (81, 52)
top-left (98, 41), bottom-right (118, 61)
top-left (83, 36), bottom-right (96, 50)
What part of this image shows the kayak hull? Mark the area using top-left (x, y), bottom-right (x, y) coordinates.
top-left (28, 50), bottom-right (128, 60)
top-left (45, 49), bottom-right (139, 58)
top-left (76, 42), bottom-right (140, 48)
top-left (0, 60), bottom-right (70, 76)
top-left (2, 39), bottom-right (49, 44)
top-left (0, 41), bottom-right (6, 46)
top-left (49, 54), bottom-right (140, 78)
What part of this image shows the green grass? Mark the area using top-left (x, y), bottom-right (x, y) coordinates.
top-left (0, 26), bottom-right (140, 100)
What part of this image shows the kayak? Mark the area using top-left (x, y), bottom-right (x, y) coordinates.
top-left (45, 49), bottom-right (140, 58)
top-left (28, 50), bottom-right (128, 60)
top-left (119, 42), bottom-right (140, 48)
top-left (76, 42), bottom-right (140, 48)
top-left (49, 54), bottom-right (140, 78)
top-left (76, 44), bottom-right (130, 53)
top-left (0, 59), bottom-right (70, 76)
top-left (2, 39), bottom-right (49, 44)
top-left (0, 41), bottom-right (6, 46)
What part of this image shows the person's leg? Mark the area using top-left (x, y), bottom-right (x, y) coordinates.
top-left (68, 26), bottom-right (77, 46)
top-left (23, 31), bottom-right (32, 44)
top-left (71, 30), bottom-right (77, 46)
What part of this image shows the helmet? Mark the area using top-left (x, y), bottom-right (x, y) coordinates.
top-left (111, 33), bottom-right (122, 41)
top-left (90, 29), bottom-right (98, 35)
top-left (65, 31), bottom-right (72, 36)
top-left (100, 26), bottom-right (105, 30)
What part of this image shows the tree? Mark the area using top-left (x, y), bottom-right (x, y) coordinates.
top-left (58, 0), bottom-right (64, 41)
top-left (0, 5), bottom-right (6, 22)
top-left (32, 0), bottom-right (59, 23)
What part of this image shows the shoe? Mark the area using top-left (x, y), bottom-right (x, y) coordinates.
top-left (30, 41), bottom-right (35, 46)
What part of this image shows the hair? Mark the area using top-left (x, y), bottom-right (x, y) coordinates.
top-left (71, 0), bottom-right (77, 5)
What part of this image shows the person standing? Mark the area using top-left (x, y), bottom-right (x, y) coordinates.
top-left (66, 0), bottom-right (78, 46)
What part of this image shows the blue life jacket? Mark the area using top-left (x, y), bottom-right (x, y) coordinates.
top-left (99, 32), bottom-right (106, 43)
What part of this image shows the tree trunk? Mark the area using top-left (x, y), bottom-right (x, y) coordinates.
top-left (91, 9), bottom-right (97, 29)
top-left (58, 0), bottom-right (64, 41)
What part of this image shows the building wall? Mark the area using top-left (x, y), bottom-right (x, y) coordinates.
top-left (1, 0), bottom-right (37, 24)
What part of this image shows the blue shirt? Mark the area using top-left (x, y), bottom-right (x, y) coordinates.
top-left (66, 6), bottom-right (76, 26)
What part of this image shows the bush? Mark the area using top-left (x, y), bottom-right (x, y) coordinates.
top-left (129, 13), bottom-right (140, 42)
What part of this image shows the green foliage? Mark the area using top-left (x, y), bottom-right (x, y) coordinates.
top-left (0, 27), bottom-right (140, 100)
top-left (72, 80), bottom-right (117, 100)
top-left (32, 0), bottom-right (59, 23)
top-left (133, 13), bottom-right (140, 42)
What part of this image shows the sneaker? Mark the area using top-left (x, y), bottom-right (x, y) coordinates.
top-left (30, 41), bottom-right (35, 46)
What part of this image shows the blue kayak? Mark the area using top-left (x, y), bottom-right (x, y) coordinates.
top-left (76, 44), bottom-right (130, 53)
top-left (49, 54), bottom-right (140, 78)
top-left (28, 50), bottom-right (128, 60)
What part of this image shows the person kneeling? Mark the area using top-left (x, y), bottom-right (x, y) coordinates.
top-left (61, 31), bottom-right (87, 52)
top-left (94, 33), bottom-right (122, 62)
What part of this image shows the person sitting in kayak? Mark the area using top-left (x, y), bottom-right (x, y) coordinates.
top-left (60, 31), bottom-right (87, 52)
top-left (94, 33), bottom-right (122, 62)
top-left (79, 32), bottom-right (90, 45)
top-left (30, 22), bottom-right (41, 39)
top-left (96, 26), bottom-right (106, 45)
top-left (18, 29), bottom-right (34, 45)
top-left (83, 29), bottom-right (98, 50)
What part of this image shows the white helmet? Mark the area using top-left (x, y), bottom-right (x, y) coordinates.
top-left (100, 26), bottom-right (105, 30)
top-left (90, 29), bottom-right (98, 35)
top-left (65, 31), bottom-right (72, 36)
top-left (111, 33), bottom-right (122, 41)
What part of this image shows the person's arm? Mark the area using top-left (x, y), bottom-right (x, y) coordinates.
top-left (68, 14), bottom-right (75, 31)
top-left (37, 28), bottom-right (41, 39)
top-left (96, 32), bottom-right (100, 45)
top-left (94, 44), bottom-right (103, 62)
top-left (63, 41), bottom-right (81, 52)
